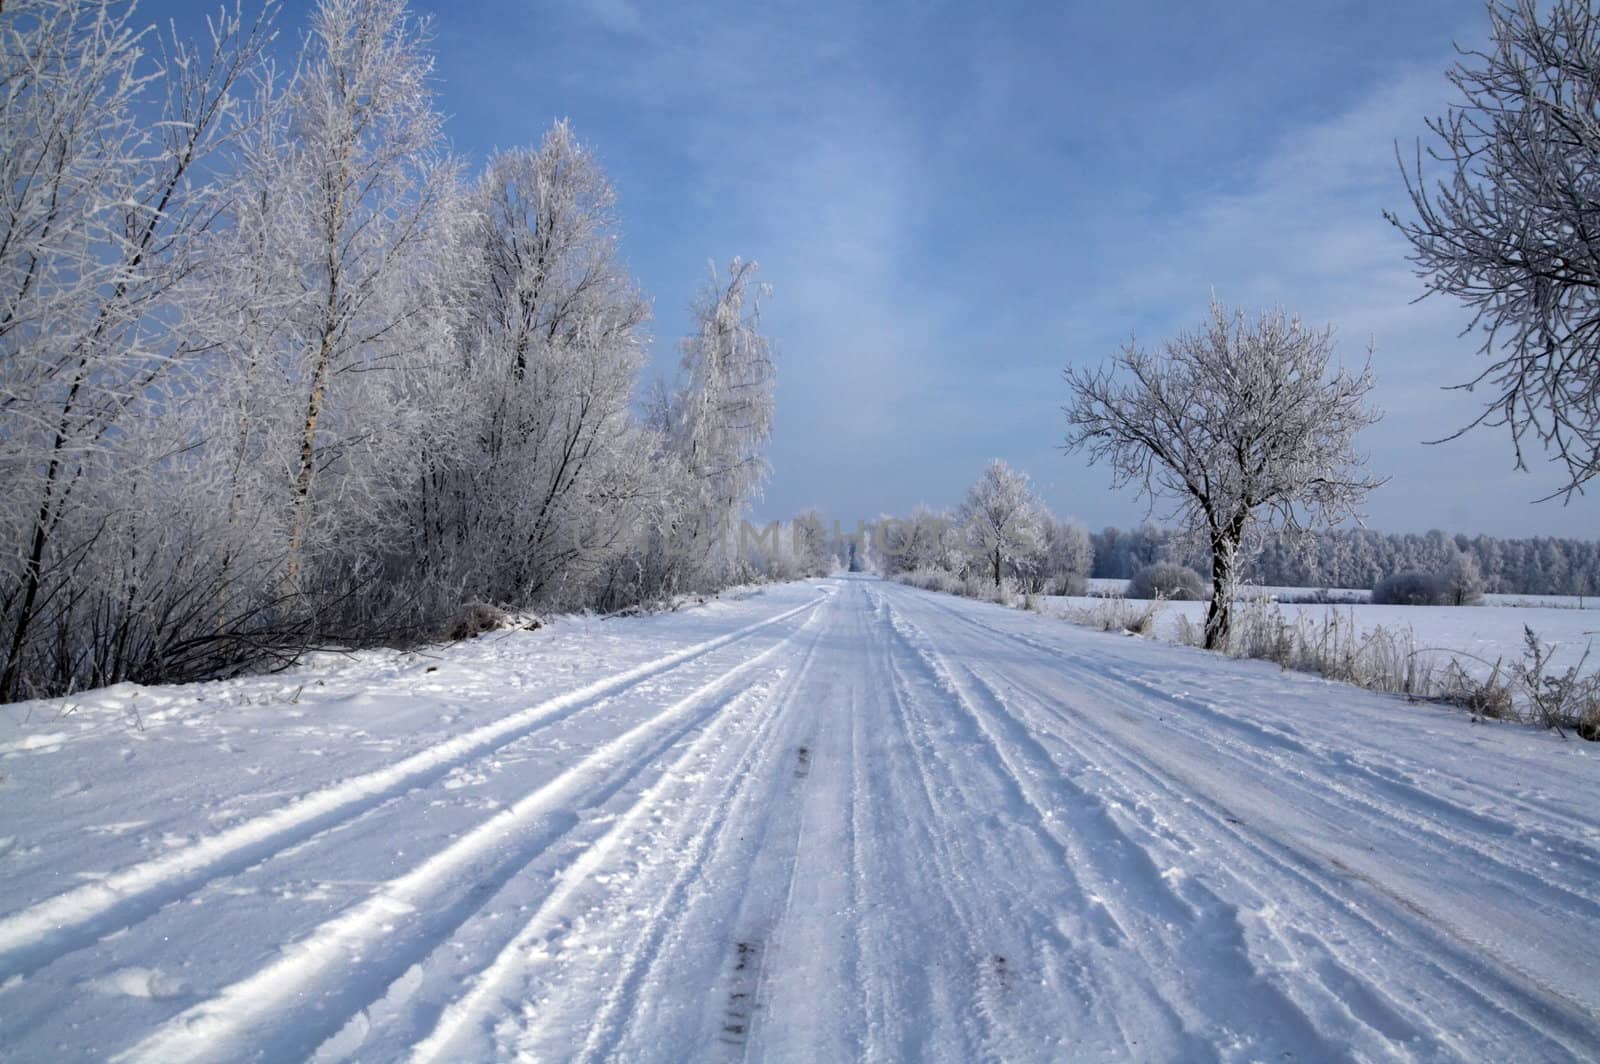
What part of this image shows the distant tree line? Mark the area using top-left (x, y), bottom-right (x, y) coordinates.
top-left (1091, 525), bottom-right (1600, 598)
top-left (876, 461), bottom-right (1095, 596)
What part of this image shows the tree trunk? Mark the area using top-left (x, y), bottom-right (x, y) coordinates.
top-left (993, 547), bottom-right (1002, 588)
top-left (286, 143), bottom-right (352, 589)
top-left (0, 488), bottom-right (55, 702)
top-left (285, 333), bottom-right (334, 587)
top-left (1204, 530), bottom-right (1241, 651)
top-left (1, 376), bottom-right (84, 701)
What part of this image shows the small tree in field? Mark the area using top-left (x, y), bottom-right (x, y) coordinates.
top-left (1388, 0), bottom-right (1600, 499)
top-left (1064, 302), bottom-right (1385, 650)
top-left (958, 460), bottom-right (1045, 589)
top-left (1439, 551), bottom-right (1486, 606)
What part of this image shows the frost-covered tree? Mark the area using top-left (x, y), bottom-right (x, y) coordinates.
top-left (1128, 561), bottom-right (1207, 601)
top-left (269, 0), bottom-right (462, 593)
top-left (1015, 515), bottom-right (1093, 595)
top-left (1064, 302), bottom-right (1385, 649)
top-left (671, 258), bottom-right (776, 583)
top-left (958, 460), bottom-right (1046, 589)
top-left (0, 0), bottom-right (783, 702)
top-left (879, 506), bottom-right (957, 575)
top-left (1439, 551), bottom-right (1486, 605)
top-left (424, 121), bottom-right (651, 607)
top-left (1040, 517), bottom-right (1094, 594)
top-left (790, 509), bottom-right (833, 577)
top-left (1389, 0), bottom-right (1600, 498)
top-left (0, 0), bottom-right (275, 698)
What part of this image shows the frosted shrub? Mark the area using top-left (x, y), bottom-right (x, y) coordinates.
top-left (1512, 628), bottom-right (1600, 740)
top-left (1223, 608), bottom-right (1594, 739)
top-left (893, 568), bottom-right (1020, 607)
top-left (1128, 563), bottom-right (1207, 601)
top-left (1224, 601), bottom-right (1435, 696)
top-left (1068, 596), bottom-right (1162, 636)
top-left (1171, 613), bottom-right (1205, 647)
top-left (1372, 571), bottom-right (1448, 606)
top-left (895, 569), bottom-right (964, 596)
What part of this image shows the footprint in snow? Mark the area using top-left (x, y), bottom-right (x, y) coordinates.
top-left (88, 967), bottom-right (191, 1000)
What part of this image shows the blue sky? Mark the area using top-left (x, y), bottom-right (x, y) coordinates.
top-left (167, 0), bottom-right (1599, 536)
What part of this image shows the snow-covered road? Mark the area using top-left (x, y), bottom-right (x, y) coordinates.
top-left (2, 576), bottom-right (1597, 1061)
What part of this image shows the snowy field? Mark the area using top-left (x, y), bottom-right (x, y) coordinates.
top-left (2, 576), bottom-right (1598, 1061)
top-left (1073, 579), bottom-right (1600, 678)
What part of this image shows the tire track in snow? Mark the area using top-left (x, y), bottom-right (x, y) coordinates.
top-left (726, 580), bottom-right (872, 1064)
top-left (877, 586), bottom-right (1336, 1061)
top-left (1100, 663), bottom-right (1600, 915)
top-left (407, 592), bottom-right (835, 1064)
top-left (870, 599), bottom-right (1046, 1059)
top-left (870, 581), bottom-right (1201, 1059)
top-left (841, 661), bottom-right (877, 1062)
top-left (908, 590), bottom-right (1600, 964)
top-left (0, 589), bottom-right (828, 982)
top-left (1038, 665), bottom-right (1600, 1050)
top-left (890, 585), bottom-right (1598, 1057)
top-left (922, 590), bottom-right (1600, 871)
top-left (112, 596), bottom-right (829, 1064)
top-left (871, 587), bottom-right (1207, 1059)
top-left (990, 652), bottom-right (1598, 1059)
top-left (603, 582), bottom-right (855, 1062)
top-left (960, 652), bottom-right (1457, 1056)
top-left (913, 593), bottom-right (1577, 1040)
top-left (967, 628), bottom-right (1600, 1031)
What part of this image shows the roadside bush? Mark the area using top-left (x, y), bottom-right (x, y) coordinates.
top-left (1372, 570), bottom-right (1448, 606)
top-left (894, 568), bottom-right (1018, 606)
top-left (1435, 659), bottom-right (1517, 721)
top-left (1227, 601), bottom-right (1440, 698)
top-left (1129, 562), bottom-right (1207, 601)
top-left (1068, 596), bottom-right (1162, 636)
top-left (1512, 628), bottom-right (1600, 739)
top-left (1224, 604), bottom-right (1595, 740)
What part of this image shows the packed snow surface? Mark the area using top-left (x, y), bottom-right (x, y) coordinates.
top-left (1, 576), bottom-right (1597, 1061)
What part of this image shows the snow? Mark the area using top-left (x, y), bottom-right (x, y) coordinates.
top-left (1073, 580), bottom-right (1600, 678)
top-left (1, 576), bottom-right (1597, 1061)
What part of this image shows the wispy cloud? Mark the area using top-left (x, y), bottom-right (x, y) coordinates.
top-left (570, 0), bottom-right (644, 36)
top-left (416, 0), bottom-right (1597, 536)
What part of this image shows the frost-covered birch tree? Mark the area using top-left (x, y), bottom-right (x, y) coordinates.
top-left (1063, 302), bottom-right (1385, 650)
top-left (270, 0), bottom-right (461, 596)
top-left (1389, 0), bottom-right (1600, 499)
top-left (958, 460), bottom-right (1046, 589)
top-left (671, 258), bottom-right (776, 584)
top-left (0, 0), bottom-right (275, 698)
top-left (428, 121), bottom-right (651, 607)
